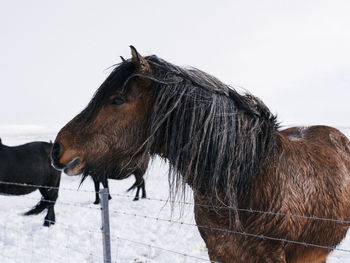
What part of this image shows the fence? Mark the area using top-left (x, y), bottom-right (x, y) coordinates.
top-left (0, 178), bottom-right (218, 263)
top-left (1, 126), bottom-right (350, 262)
top-left (1, 177), bottom-right (350, 263)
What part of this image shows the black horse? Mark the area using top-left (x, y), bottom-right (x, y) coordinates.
top-left (0, 138), bottom-right (61, 226)
top-left (91, 167), bottom-right (146, 204)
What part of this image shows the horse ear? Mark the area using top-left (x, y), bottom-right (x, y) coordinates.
top-left (130, 45), bottom-right (151, 75)
top-left (120, 56), bottom-right (126, 62)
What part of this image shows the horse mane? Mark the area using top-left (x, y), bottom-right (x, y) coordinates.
top-left (140, 56), bottom-right (279, 211)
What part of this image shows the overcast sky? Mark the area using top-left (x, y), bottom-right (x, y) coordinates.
top-left (0, 0), bottom-right (349, 129)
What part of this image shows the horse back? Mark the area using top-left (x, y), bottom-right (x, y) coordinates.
top-left (281, 125), bottom-right (350, 165)
top-left (0, 141), bottom-right (55, 195)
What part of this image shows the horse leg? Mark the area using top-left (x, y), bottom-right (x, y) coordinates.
top-left (40, 187), bottom-right (59, 227)
top-left (44, 203), bottom-right (55, 227)
top-left (126, 180), bottom-right (139, 200)
top-left (134, 185), bottom-right (141, 201)
top-left (101, 177), bottom-right (112, 200)
top-left (135, 168), bottom-right (146, 199)
top-left (194, 195), bottom-right (286, 263)
top-left (141, 179), bottom-right (146, 199)
top-left (197, 225), bottom-right (286, 263)
top-left (24, 169), bottom-right (60, 227)
top-left (93, 177), bottom-right (100, 204)
top-left (24, 198), bottom-right (49, 216)
top-left (133, 169), bottom-right (145, 201)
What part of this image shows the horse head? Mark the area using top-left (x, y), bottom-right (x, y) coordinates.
top-left (52, 46), bottom-right (154, 177)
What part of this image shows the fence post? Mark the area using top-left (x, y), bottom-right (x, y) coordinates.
top-left (100, 188), bottom-right (112, 263)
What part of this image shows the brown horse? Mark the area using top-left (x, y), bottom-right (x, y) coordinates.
top-left (51, 46), bottom-right (350, 262)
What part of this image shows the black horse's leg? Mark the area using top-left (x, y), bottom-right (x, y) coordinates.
top-left (93, 177), bottom-right (100, 205)
top-left (134, 179), bottom-right (146, 200)
top-left (133, 169), bottom-right (145, 201)
top-left (101, 177), bottom-right (112, 200)
top-left (40, 187), bottom-right (59, 227)
top-left (25, 169), bottom-right (60, 227)
top-left (134, 184), bottom-right (141, 201)
top-left (141, 178), bottom-right (146, 199)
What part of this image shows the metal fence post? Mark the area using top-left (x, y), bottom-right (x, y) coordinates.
top-left (100, 188), bottom-right (112, 263)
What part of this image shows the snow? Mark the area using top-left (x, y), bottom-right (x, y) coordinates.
top-left (0, 126), bottom-right (350, 262)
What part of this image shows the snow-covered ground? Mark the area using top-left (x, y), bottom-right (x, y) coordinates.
top-left (1, 126), bottom-right (350, 262)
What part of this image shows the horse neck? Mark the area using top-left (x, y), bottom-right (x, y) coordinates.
top-left (153, 117), bottom-right (277, 197)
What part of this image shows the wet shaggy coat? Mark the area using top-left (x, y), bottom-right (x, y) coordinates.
top-left (53, 48), bottom-right (350, 262)
top-left (141, 56), bottom-right (350, 262)
top-left (0, 140), bottom-right (61, 226)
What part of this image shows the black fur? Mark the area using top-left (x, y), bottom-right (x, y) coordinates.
top-left (83, 168), bottom-right (146, 204)
top-left (0, 140), bottom-right (61, 226)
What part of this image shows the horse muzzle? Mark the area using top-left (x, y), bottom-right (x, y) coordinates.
top-left (51, 142), bottom-right (85, 176)
top-left (63, 157), bottom-right (85, 176)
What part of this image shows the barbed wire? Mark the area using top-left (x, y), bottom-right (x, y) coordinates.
top-left (7, 195), bottom-right (349, 256)
top-left (0, 211), bottom-right (214, 263)
top-left (44, 219), bottom-right (215, 263)
top-left (0, 192), bottom-right (101, 213)
top-left (2, 180), bottom-right (350, 226)
top-left (109, 192), bottom-right (350, 225)
top-left (2, 181), bottom-right (350, 262)
top-left (0, 180), bottom-right (60, 190)
top-left (1, 188), bottom-right (211, 262)
top-left (110, 208), bottom-right (350, 254)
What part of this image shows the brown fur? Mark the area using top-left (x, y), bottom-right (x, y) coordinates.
top-left (54, 78), bottom-right (154, 177)
top-left (194, 126), bottom-right (350, 262)
top-left (52, 47), bottom-right (350, 262)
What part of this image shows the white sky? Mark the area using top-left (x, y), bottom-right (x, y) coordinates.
top-left (0, 0), bottom-right (349, 128)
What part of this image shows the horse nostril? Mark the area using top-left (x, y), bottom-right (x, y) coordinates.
top-left (51, 143), bottom-right (63, 163)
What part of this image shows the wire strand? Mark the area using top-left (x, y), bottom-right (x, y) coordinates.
top-left (110, 208), bottom-right (350, 254)
top-left (2, 180), bottom-right (350, 225)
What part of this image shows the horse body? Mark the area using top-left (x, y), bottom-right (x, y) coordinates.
top-left (52, 46), bottom-right (350, 262)
top-left (0, 140), bottom-right (61, 226)
top-left (194, 126), bottom-right (350, 262)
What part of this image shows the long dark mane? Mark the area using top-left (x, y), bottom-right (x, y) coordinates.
top-left (132, 56), bottom-right (278, 210)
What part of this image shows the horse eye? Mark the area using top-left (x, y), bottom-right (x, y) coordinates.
top-left (111, 97), bottom-right (125, 106)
